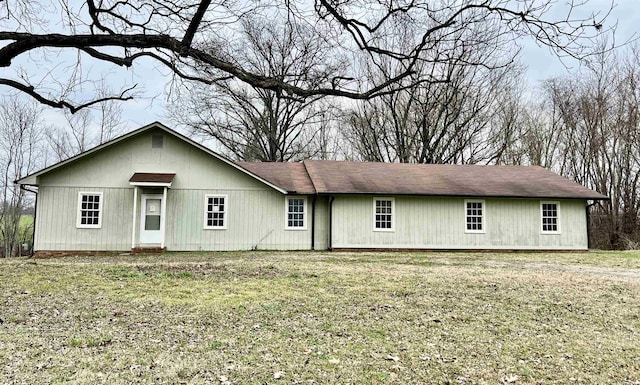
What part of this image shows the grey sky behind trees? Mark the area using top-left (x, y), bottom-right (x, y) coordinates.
top-left (20, 0), bottom-right (638, 133)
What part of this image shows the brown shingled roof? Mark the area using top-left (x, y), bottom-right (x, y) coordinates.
top-left (129, 173), bottom-right (176, 184)
top-left (238, 160), bottom-right (607, 200)
top-left (237, 162), bottom-right (316, 194)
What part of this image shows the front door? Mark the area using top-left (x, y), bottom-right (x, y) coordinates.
top-left (140, 194), bottom-right (163, 244)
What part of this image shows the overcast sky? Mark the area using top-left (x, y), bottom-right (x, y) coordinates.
top-left (522, 0), bottom-right (639, 83)
top-left (26, 1), bottom-right (640, 133)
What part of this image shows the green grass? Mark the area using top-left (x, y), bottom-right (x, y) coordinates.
top-left (0, 214), bottom-right (33, 233)
top-left (0, 214), bottom-right (33, 248)
top-left (1, 251), bottom-right (639, 384)
top-left (19, 215), bottom-right (33, 229)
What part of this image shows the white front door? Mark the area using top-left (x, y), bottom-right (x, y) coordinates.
top-left (140, 194), bottom-right (163, 244)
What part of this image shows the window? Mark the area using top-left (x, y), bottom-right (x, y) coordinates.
top-left (77, 192), bottom-right (102, 228)
top-left (204, 195), bottom-right (227, 229)
top-left (541, 201), bottom-right (560, 233)
top-left (465, 200), bottom-right (485, 233)
top-left (374, 198), bottom-right (394, 231)
top-left (286, 197), bottom-right (306, 229)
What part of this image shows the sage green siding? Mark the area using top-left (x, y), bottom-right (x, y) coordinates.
top-left (37, 128), bottom-right (274, 190)
top-left (31, 127), bottom-right (591, 252)
top-left (313, 196), bottom-right (330, 250)
top-left (331, 196), bottom-right (589, 250)
top-left (34, 129), bottom-right (312, 251)
top-left (35, 186), bottom-right (132, 250)
top-left (165, 190), bottom-right (310, 251)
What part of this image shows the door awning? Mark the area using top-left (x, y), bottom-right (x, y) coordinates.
top-left (129, 173), bottom-right (176, 187)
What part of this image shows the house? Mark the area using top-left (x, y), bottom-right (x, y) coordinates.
top-left (17, 122), bottom-right (608, 254)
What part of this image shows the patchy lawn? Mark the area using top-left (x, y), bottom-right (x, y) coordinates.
top-left (1, 251), bottom-right (639, 384)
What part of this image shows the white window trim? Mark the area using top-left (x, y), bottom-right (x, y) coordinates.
top-left (285, 196), bottom-right (307, 230)
top-left (464, 199), bottom-right (486, 234)
top-left (373, 197), bottom-right (395, 232)
top-left (76, 191), bottom-right (103, 229)
top-left (540, 201), bottom-right (561, 234)
top-left (204, 194), bottom-right (228, 230)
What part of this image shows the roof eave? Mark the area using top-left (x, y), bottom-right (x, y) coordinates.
top-left (314, 191), bottom-right (609, 200)
top-left (129, 182), bottom-right (173, 188)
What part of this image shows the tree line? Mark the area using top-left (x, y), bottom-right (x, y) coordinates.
top-left (2, 41), bottom-right (637, 252)
top-left (0, 0), bottom-right (632, 253)
top-left (0, 96), bottom-right (124, 257)
top-left (169, 38), bottom-right (640, 250)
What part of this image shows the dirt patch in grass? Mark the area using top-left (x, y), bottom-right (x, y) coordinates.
top-left (133, 263), bottom-right (286, 279)
top-left (479, 260), bottom-right (640, 282)
top-left (1, 251), bottom-right (639, 384)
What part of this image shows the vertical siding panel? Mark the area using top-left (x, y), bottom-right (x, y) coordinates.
top-left (102, 188), bottom-right (108, 250)
top-left (99, 188), bottom-right (106, 250)
top-left (34, 185), bottom-right (588, 252)
top-left (178, 189), bottom-right (185, 250)
top-left (49, 187), bottom-right (58, 249)
top-left (314, 196), bottom-right (329, 250)
top-left (33, 187), bottom-right (42, 250)
top-left (35, 187), bottom-right (47, 250)
top-left (171, 189), bottom-right (178, 249)
top-left (182, 190), bottom-right (190, 250)
top-left (173, 189), bottom-right (183, 250)
top-left (176, 190), bottom-right (190, 249)
top-left (61, 188), bottom-right (71, 250)
top-left (35, 187), bottom-right (45, 250)
top-left (188, 189), bottom-right (194, 250)
top-left (54, 187), bottom-right (63, 249)
top-left (167, 189), bottom-right (173, 249)
top-left (179, 189), bottom-right (188, 250)
top-left (331, 196), bottom-right (588, 250)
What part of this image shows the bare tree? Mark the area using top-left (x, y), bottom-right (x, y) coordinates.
top-left (484, 82), bottom-right (525, 165)
top-left (170, 17), bottom-right (339, 161)
top-left (0, 96), bottom-right (44, 257)
top-left (0, 0), bottom-right (611, 112)
top-left (46, 90), bottom-right (126, 162)
top-left (343, 20), bottom-right (523, 164)
top-left (513, 42), bottom-right (640, 249)
top-left (503, 97), bottom-right (565, 169)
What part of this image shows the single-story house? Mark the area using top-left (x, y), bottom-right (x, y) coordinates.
top-left (17, 122), bottom-right (608, 254)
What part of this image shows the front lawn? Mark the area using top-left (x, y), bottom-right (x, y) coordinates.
top-left (1, 251), bottom-right (639, 384)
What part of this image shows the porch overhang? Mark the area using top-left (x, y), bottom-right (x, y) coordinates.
top-left (129, 173), bottom-right (176, 188)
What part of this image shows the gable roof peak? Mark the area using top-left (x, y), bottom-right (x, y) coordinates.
top-left (16, 122), bottom-right (287, 194)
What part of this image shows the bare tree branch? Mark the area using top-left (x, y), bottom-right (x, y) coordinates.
top-left (180, 0), bottom-right (212, 53)
top-left (0, 78), bottom-right (136, 113)
top-left (0, 0), bottom-right (614, 111)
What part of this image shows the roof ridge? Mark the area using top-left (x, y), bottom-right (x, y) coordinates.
top-left (302, 159), bottom-right (328, 193)
top-left (301, 160), bottom-right (318, 194)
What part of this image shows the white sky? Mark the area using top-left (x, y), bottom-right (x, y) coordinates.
top-left (521, 0), bottom-right (639, 84)
top-left (15, 1), bottom-right (640, 134)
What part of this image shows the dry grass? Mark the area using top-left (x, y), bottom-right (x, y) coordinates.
top-left (1, 251), bottom-right (639, 384)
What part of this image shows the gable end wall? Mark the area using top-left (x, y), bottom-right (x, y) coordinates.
top-left (33, 130), bottom-right (312, 251)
